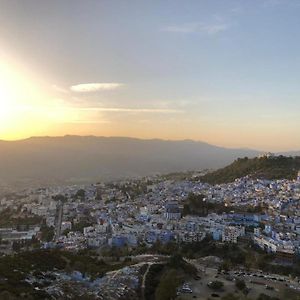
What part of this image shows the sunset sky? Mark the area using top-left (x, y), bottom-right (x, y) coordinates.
top-left (0, 0), bottom-right (300, 151)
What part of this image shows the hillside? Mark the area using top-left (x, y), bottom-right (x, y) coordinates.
top-left (200, 156), bottom-right (300, 185)
top-left (0, 136), bottom-right (260, 186)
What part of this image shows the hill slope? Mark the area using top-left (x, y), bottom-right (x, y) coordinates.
top-left (200, 156), bottom-right (300, 184)
top-left (0, 136), bottom-right (260, 185)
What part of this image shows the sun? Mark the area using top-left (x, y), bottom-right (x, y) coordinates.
top-left (0, 57), bottom-right (98, 140)
top-left (0, 58), bottom-right (78, 140)
top-left (0, 60), bottom-right (39, 139)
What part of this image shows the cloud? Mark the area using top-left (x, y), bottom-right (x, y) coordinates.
top-left (163, 22), bottom-right (229, 35)
top-left (74, 107), bottom-right (183, 114)
top-left (70, 83), bottom-right (124, 93)
top-left (230, 7), bottom-right (243, 14)
top-left (163, 22), bottom-right (200, 33)
top-left (201, 24), bottom-right (229, 35)
top-left (52, 85), bottom-right (69, 94)
top-left (65, 119), bottom-right (111, 124)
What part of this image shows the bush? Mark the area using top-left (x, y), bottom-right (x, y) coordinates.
top-left (208, 281), bottom-right (224, 290)
top-left (235, 279), bottom-right (246, 290)
top-left (257, 294), bottom-right (280, 300)
top-left (155, 269), bottom-right (181, 300)
top-left (221, 294), bottom-right (240, 300)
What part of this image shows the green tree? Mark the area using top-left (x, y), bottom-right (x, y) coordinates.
top-left (75, 189), bottom-right (86, 200)
top-left (235, 279), bottom-right (246, 291)
top-left (40, 225), bottom-right (55, 242)
top-left (155, 269), bottom-right (181, 300)
top-left (208, 280), bottom-right (224, 290)
top-left (221, 293), bottom-right (240, 300)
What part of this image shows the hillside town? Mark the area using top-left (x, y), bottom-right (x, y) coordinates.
top-left (1, 170), bottom-right (300, 260)
top-left (1, 163), bottom-right (300, 299)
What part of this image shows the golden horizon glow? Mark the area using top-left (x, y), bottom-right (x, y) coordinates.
top-left (0, 58), bottom-right (80, 140)
top-left (0, 57), bottom-right (299, 152)
top-left (0, 62), bottom-right (21, 128)
top-left (0, 60), bottom-right (46, 139)
top-left (1, 1), bottom-right (300, 153)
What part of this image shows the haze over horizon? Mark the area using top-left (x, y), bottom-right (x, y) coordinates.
top-left (1, 0), bottom-right (300, 151)
top-left (0, 134), bottom-right (299, 154)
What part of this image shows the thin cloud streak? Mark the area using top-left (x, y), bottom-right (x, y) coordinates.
top-left (74, 107), bottom-right (184, 113)
top-left (70, 83), bottom-right (124, 92)
top-left (64, 120), bottom-right (111, 124)
top-left (163, 22), bottom-right (229, 34)
top-left (52, 85), bottom-right (69, 94)
top-left (163, 22), bottom-right (199, 33)
top-left (14, 104), bottom-right (183, 114)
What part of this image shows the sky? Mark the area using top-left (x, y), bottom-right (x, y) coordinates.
top-left (0, 0), bottom-right (300, 151)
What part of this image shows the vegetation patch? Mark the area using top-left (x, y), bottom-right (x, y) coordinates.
top-left (200, 156), bottom-right (300, 184)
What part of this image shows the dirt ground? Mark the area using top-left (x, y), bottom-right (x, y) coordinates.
top-left (178, 260), bottom-right (300, 300)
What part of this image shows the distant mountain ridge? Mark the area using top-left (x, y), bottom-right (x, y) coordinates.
top-left (0, 135), bottom-right (262, 185)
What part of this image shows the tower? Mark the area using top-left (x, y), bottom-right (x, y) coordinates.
top-left (54, 200), bottom-right (64, 240)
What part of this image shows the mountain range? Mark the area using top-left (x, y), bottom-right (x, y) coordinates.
top-left (0, 135), bottom-right (296, 185)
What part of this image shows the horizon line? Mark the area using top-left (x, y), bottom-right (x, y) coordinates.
top-left (1, 134), bottom-right (298, 153)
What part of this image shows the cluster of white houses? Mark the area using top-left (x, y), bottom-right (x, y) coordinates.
top-left (0, 167), bottom-right (300, 261)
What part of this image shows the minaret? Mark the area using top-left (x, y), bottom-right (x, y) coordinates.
top-left (55, 200), bottom-right (64, 241)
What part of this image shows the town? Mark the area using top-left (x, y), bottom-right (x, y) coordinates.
top-left (1, 160), bottom-right (300, 299)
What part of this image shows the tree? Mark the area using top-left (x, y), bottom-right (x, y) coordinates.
top-left (75, 189), bottom-right (86, 200)
top-left (256, 294), bottom-right (279, 300)
top-left (235, 279), bottom-right (246, 291)
top-left (40, 225), bottom-right (55, 242)
top-left (219, 260), bottom-right (231, 272)
top-left (208, 280), bottom-right (224, 290)
top-left (12, 241), bottom-right (21, 252)
top-left (53, 194), bottom-right (67, 202)
top-left (155, 269), bottom-right (181, 300)
top-left (221, 294), bottom-right (240, 300)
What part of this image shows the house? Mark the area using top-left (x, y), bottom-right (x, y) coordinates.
top-left (222, 226), bottom-right (245, 243)
top-left (164, 202), bottom-right (181, 220)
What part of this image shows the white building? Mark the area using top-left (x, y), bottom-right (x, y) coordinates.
top-left (253, 235), bottom-right (278, 253)
top-left (164, 202), bottom-right (181, 220)
top-left (254, 227), bottom-right (261, 236)
top-left (222, 226), bottom-right (245, 243)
